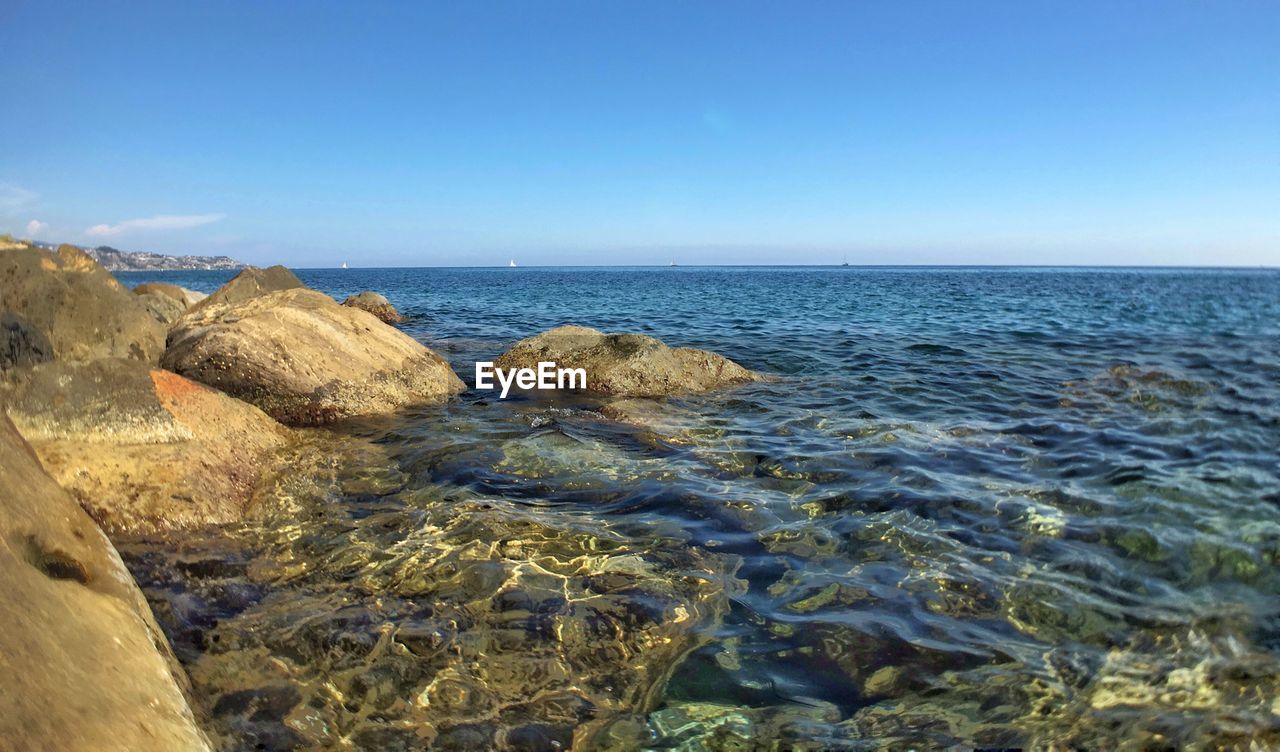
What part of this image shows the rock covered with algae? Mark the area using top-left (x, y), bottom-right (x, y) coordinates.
top-left (342, 290), bottom-right (406, 324)
top-left (495, 325), bottom-right (762, 397)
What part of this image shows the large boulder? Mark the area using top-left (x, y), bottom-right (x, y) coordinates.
top-left (2, 359), bottom-right (290, 536)
top-left (190, 264), bottom-right (302, 311)
top-left (494, 325), bottom-right (761, 397)
top-left (1, 311), bottom-right (54, 370)
top-left (0, 243), bottom-right (165, 364)
top-left (163, 288), bottom-right (464, 425)
top-left (133, 282), bottom-right (206, 308)
top-left (342, 290), bottom-right (404, 324)
top-left (0, 415), bottom-right (212, 751)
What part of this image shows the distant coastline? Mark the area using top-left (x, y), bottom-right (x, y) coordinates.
top-left (17, 238), bottom-right (246, 271)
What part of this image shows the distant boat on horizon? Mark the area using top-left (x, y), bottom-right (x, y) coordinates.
top-left (509, 259), bottom-right (517, 267)
top-left (670, 257), bottom-right (677, 267)
top-left (341, 261), bottom-right (348, 269)
top-left (841, 255), bottom-right (849, 267)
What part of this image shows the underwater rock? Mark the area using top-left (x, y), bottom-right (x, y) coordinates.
top-left (137, 291), bottom-right (187, 326)
top-left (646, 700), bottom-right (844, 751)
top-left (599, 397), bottom-right (721, 446)
top-left (0, 242), bottom-right (165, 364)
top-left (495, 325), bottom-right (761, 397)
top-left (133, 282), bottom-right (206, 308)
top-left (0, 415), bottom-right (212, 751)
top-left (1, 358), bottom-right (289, 535)
top-left (342, 290), bottom-right (405, 324)
top-left (163, 288), bottom-right (464, 425)
top-left (125, 434), bottom-right (743, 750)
top-left (495, 430), bottom-right (676, 489)
top-left (188, 264), bottom-right (303, 311)
top-left (1060, 364), bottom-right (1209, 413)
top-left (0, 311), bottom-right (53, 370)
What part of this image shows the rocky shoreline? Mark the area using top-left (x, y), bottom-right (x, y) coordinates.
top-left (0, 240), bottom-right (760, 749)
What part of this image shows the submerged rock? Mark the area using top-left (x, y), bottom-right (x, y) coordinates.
top-left (0, 243), bottom-right (165, 363)
top-left (0, 415), bottom-right (211, 751)
top-left (647, 700), bottom-right (843, 750)
top-left (118, 430), bottom-right (743, 750)
top-left (495, 325), bottom-right (762, 397)
top-left (0, 311), bottom-right (53, 370)
top-left (342, 290), bottom-right (405, 324)
top-left (599, 397), bottom-right (726, 446)
top-left (163, 288), bottom-right (464, 425)
top-left (190, 264), bottom-right (303, 311)
top-left (2, 359), bottom-right (289, 535)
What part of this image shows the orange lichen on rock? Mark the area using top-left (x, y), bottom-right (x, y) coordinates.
top-left (151, 367), bottom-right (215, 402)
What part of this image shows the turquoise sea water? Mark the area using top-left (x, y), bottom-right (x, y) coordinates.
top-left (119, 267), bottom-right (1280, 749)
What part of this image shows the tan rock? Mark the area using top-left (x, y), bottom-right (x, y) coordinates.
top-left (495, 325), bottom-right (761, 397)
top-left (190, 264), bottom-right (302, 311)
top-left (163, 288), bottom-right (464, 425)
top-left (2, 359), bottom-right (289, 536)
top-left (0, 415), bottom-right (211, 751)
top-left (342, 290), bottom-right (405, 324)
top-left (0, 244), bottom-right (164, 364)
top-left (133, 282), bottom-right (206, 308)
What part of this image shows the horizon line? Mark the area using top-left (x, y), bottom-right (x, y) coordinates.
top-left (117, 262), bottom-right (1280, 271)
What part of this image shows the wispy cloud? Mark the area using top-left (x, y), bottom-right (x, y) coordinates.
top-left (85, 213), bottom-right (226, 238)
top-left (25, 219), bottom-right (49, 238)
top-left (0, 183), bottom-right (38, 216)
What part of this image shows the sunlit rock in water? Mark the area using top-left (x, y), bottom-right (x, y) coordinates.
top-left (846, 627), bottom-right (1280, 749)
top-left (164, 288), bottom-right (464, 425)
top-left (122, 430), bottom-right (743, 749)
top-left (646, 701), bottom-right (842, 751)
top-left (342, 290), bottom-right (406, 324)
top-left (599, 398), bottom-right (725, 447)
top-left (495, 325), bottom-right (763, 397)
top-left (1061, 364), bottom-right (1210, 413)
top-left (494, 429), bottom-right (677, 488)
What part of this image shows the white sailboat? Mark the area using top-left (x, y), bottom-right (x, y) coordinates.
top-left (509, 259), bottom-right (517, 267)
top-left (341, 261), bottom-right (349, 269)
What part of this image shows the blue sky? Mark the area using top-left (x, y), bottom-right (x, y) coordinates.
top-left (1, 1), bottom-right (1276, 267)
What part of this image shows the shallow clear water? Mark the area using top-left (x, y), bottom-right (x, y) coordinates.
top-left (119, 266), bottom-right (1280, 750)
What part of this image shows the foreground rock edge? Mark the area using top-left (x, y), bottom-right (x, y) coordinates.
top-left (0, 415), bottom-right (211, 751)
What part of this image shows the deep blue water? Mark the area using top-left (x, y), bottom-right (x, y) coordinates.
top-left (119, 266), bottom-right (1280, 749)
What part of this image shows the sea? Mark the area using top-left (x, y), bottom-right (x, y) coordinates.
top-left (116, 266), bottom-right (1280, 750)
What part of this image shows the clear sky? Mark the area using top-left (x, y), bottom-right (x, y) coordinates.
top-left (1, 1), bottom-right (1276, 267)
